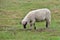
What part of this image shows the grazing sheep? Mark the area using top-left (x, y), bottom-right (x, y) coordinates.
top-left (21, 8), bottom-right (51, 29)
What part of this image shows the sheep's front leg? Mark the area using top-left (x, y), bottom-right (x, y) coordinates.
top-left (30, 23), bottom-right (36, 30)
top-left (33, 23), bottom-right (36, 30)
top-left (30, 20), bottom-right (36, 30)
top-left (30, 23), bottom-right (33, 29)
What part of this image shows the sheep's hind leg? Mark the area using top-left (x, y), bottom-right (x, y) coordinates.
top-left (46, 21), bottom-right (48, 28)
top-left (46, 19), bottom-right (50, 28)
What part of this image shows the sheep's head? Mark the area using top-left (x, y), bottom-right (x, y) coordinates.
top-left (21, 20), bottom-right (27, 29)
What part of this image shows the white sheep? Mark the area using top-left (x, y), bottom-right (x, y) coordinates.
top-left (21, 8), bottom-right (51, 29)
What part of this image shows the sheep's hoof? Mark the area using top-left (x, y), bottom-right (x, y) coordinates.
top-left (46, 27), bottom-right (49, 29)
top-left (34, 27), bottom-right (36, 30)
top-left (24, 27), bottom-right (26, 29)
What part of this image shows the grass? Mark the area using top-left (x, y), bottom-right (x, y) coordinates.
top-left (0, 0), bottom-right (60, 40)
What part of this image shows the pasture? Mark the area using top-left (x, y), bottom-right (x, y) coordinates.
top-left (0, 0), bottom-right (60, 40)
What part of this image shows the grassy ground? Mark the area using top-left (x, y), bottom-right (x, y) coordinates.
top-left (0, 0), bottom-right (60, 40)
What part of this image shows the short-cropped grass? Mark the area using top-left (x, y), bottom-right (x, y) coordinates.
top-left (0, 0), bottom-right (60, 40)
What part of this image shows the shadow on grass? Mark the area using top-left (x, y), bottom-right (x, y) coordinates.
top-left (0, 25), bottom-right (48, 32)
top-left (0, 25), bottom-right (60, 36)
top-left (0, 25), bottom-right (56, 32)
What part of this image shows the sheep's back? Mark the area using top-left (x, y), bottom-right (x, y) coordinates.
top-left (34, 9), bottom-right (51, 21)
top-left (23, 8), bottom-right (51, 22)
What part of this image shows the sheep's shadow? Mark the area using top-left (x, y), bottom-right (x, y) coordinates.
top-left (0, 25), bottom-right (46, 32)
top-left (0, 25), bottom-right (56, 33)
top-left (0, 25), bottom-right (60, 36)
top-left (18, 28), bottom-right (49, 32)
top-left (18, 27), bottom-right (57, 33)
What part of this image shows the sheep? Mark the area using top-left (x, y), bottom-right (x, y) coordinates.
top-left (21, 8), bottom-right (51, 30)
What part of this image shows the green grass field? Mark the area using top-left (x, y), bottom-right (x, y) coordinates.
top-left (0, 0), bottom-right (60, 40)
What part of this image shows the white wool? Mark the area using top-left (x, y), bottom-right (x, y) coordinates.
top-left (22, 8), bottom-right (51, 25)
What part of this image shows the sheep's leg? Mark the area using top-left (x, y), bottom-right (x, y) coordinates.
top-left (46, 19), bottom-right (50, 28)
top-left (30, 23), bottom-right (36, 30)
top-left (32, 20), bottom-right (36, 30)
top-left (46, 21), bottom-right (48, 28)
top-left (33, 23), bottom-right (36, 30)
top-left (46, 13), bottom-right (51, 28)
top-left (30, 23), bottom-right (33, 29)
top-left (30, 20), bottom-right (36, 30)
